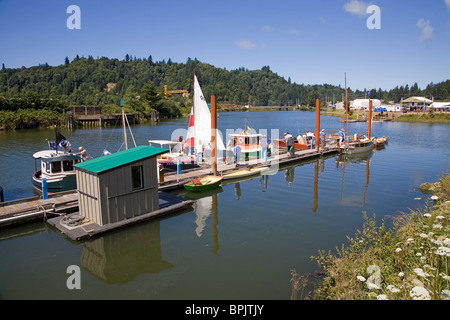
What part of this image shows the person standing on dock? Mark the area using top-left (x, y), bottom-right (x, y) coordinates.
top-left (261, 135), bottom-right (268, 162)
top-left (338, 129), bottom-right (346, 144)
top-left (233, 139), bottom-right (241, 166)
top-left (77, 147), bottom-right (92, 162)
top-left (320, 129), bottom-right (326, 148)
top-left (305, 130), bottom-right (314, 142)
top-left (197, 139), bottom-right (204, 162)
top-left (284, 133), bottom-right (294, 153)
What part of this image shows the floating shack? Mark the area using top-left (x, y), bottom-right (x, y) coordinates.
top-left (48, 145), bottom-right (194, 240)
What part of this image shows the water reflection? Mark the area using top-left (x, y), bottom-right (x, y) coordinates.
top-left (335, 150), bottom-right (374, 209)
top-left (81, 221), bottom-right (173, 284)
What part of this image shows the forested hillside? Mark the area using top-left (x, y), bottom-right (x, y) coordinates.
top-left (0, 55), bottom-right (449, 129)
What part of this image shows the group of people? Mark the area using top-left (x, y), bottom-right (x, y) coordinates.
top-left (284, 128), bottom-right (330, 153)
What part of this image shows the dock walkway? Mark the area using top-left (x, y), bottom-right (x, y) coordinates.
top-left (0, 146), bottom-right (338, 229)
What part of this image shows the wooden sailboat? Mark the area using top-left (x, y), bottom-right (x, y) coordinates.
top-left (186, 74), bottom-right (225, 159)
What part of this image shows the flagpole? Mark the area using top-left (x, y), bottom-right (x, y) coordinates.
top-left (54, 125), bottom-right (58, 153)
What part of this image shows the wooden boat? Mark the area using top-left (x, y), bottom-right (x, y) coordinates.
top-left (228, 132), bottom-right (265, 158)
top-left (273, 138), bottom-right (309, 151)
top-left (32, 150), bottom-right (82, 194)
top-left (372, 136), bottom-right (388, 148)
top-left (341, 138), bottom-right (374, 155)
top-left (149, 140), bottom-right (198, 171)
top-left (183, 175), bottom-right (223, 191)
top-left (222, 166), bottom-right (269, 180)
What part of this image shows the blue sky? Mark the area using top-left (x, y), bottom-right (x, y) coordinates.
top-left (0, 0), bottom-right (449, 91)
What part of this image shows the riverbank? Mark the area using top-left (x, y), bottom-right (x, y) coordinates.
top-left (322, 109), bottom-right (450, 123)
top-left (292, 173), bottom-right (450, 300)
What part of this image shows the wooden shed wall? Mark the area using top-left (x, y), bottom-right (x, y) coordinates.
top-left (76, 158), bottom-right (159, 226)
top-left (98, 158), bottom-right (159, 225)
top-left (76, 170), bottom-right (102, 225)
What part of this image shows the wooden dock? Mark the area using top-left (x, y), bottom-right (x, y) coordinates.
top-left (0, 146), bottom-right (338, 229)
top-left (0, 191), bottom-right (79, 228)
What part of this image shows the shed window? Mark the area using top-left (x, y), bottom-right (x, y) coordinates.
top-left (131, 165), bottom-right (143, 190)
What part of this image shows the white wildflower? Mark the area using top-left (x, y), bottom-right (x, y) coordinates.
top-left (433, 223), bottom-right (443, 230)
top-left (387, 285), bottom-right (400, 293)
top-left (432, 238), bottom-right (444, 245)
top-left (439, 273), bottom-right (449, 281)
top-left (398, 272), bottom-right (405, 277)
top-left (444, 238), bottom-right (450, 246)
top-left (424, 213), bottom-right (432, 218)
top-left (436, 215), bottom-right (445, 220)
top-left (430, 195), bottom-right (439, 200)
top-left (407, 238), bottom-right (414, 244)
top-left (357, 275), bottom-right (366, 282)
top-left (435, 246), bottom-right (450, 256)
top-left (395, 248), bottom-right (402, 253)
top-left (416, 252), bottom-right (422, 257)
top-left (419, 233), bottom-right (428, 238)
top-left (377, 294), bottom-right (388, 300)
top-left (410, 286), bottom-right (431, 300)
top-left (413, 268), bottom-right (429, 278)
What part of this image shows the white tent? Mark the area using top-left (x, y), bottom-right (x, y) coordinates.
top-left (351, 99), bottom-right (381, 109)
top-left (429, 102), bottom-right (450, 110)
top-left (402, 96), bottom-right (433, 106)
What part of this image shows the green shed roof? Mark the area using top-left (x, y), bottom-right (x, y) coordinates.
top-left (74, 145), bottom-right (168, 174)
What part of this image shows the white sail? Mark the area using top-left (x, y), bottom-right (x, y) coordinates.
top-left (187, 74), bottom-right (225, 155)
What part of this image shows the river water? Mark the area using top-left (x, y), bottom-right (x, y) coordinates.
top-left (0, 111), bottom-right (448, 300)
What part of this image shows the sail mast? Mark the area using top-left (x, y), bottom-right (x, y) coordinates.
top-left (193, 74), bottom-right (197, 154)
top-left (122, 107), bottom-right (128, 150)
top-left (345, 73), bottom-right (348, 138)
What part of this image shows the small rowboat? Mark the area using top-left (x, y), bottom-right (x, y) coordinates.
top-left (372, 136), bottom-right (388, 148)
top-left (222, 166), bottom-right (269, 180)
top-left (183, 175), bottom-right (223, 192)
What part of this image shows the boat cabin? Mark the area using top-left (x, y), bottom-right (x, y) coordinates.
top-left (74, 145), bottom-right (168, 226)
top-left (228, 133), bottom-right (264, 153)
top-left (32, 150), bottom-right (82, 193)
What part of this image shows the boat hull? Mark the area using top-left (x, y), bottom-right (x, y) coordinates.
top-left (183, 176), bottom-right (223, 191)
top-left (32, 170), bottom-right (77, 194)
top-left (373, 136), bottom-right (388, 149)
top-left (342, 140), bottom-right (374, 155)
top-left (222, 166), bottom-right (269, 180)
top-left (158, 158), bottom-right (199, 172)
top-left (273, 139), bottom-right (309, 151)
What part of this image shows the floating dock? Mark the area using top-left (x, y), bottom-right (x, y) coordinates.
top-left (46, 192), bottom-right (193, 241)
top-left (0, 146), bottom-right (338, 231)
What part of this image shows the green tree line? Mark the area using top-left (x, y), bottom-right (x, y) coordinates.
top-left (1, 55), bottom-right (449, 129)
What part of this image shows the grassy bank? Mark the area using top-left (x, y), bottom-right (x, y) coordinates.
top-left (322, 109), bottom-right (450, 123)
top-left (291, 173), bottom-right (450, 300)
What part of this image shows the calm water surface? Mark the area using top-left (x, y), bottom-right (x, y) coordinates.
top-left (0, 111), bottom-right (448, 299)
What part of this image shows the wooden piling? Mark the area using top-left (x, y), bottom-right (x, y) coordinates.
top-left (368, 98), bottom-right (372, 139)
top-left (315, 98), bottom-right (320, 152)
top-left (211, 95), bottom-right (217, 175)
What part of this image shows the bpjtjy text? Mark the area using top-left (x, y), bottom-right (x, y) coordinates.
top-left (185, 304), bottom-right (264, 317)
